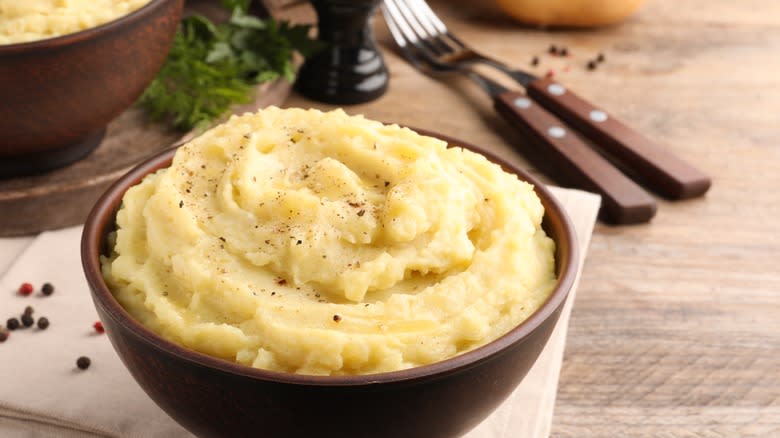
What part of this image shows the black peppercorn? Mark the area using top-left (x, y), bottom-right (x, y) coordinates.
top-left (548, 44), bottom-right (558, 55)
top-left (23, 306), bottom-right (34, 316)
top-left (597, 53), bottom-right (605, 62)
top-left (0, 329), bottom-right (8, 342)
top-left (41, 283), bottom-right (55, 296)
top-left (530, 56), bottom-right (539, 66)
top-left (37, 317), bottom-right (50, 330)
top-left (76, 356), bottom-right (91, 370)
top-left (6, 318), bottom-right (20, 331)
top-left (21, 314), bottom-right (34, 328)
top-left (560, 47), bottom-right (569, 56)
top-left (587, 60), bottom-right (597, 70)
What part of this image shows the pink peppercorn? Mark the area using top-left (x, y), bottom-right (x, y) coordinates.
top-left (18, 283), bottom-right (34, 296)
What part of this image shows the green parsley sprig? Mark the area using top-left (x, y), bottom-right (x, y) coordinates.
top-left (139, 5), bottom-right (322, 131)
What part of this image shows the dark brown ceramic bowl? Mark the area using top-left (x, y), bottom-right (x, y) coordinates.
top-left (81, 129), bottom-right (579, 438)
top-left (0, 0), bottom-right (184, 178)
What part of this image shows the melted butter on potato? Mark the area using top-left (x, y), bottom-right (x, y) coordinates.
top-left (102, 107), bottom-right (557, 375)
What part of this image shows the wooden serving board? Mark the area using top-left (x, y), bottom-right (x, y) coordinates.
top-left (0, 0), bottom-right (298, 237)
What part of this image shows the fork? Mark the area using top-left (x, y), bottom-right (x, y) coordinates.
top-left (382, 0), bottom-right (711, 201)
top-left (382, 0), bottom-right (657, 224)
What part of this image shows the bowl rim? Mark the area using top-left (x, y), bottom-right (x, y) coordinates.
top-left (81, 127), bottom-right (579, 386)
top-left (0, 0), bottom-right (171, 53)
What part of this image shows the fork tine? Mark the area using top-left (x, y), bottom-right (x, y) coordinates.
top-left (388, 0), bottom-right (452, 55)
top-left (389, 0), bottom-right (428, 43)
top-left (398, 0), bottom-right (458, 54)
top-left (383, 0), bottom-right (446, 64)
top-left (380, 3), bottom-right (410, 49)
top-left (382, 1), bottom-right (435, 64)
top-left (404, 0), bottom-right (467, 49)
top-left (396, 0), bottom-right (447, 49)
top-left (383, 0), bottom-right (420, 48)
top-left (407, 0), bottom-right (447, 34)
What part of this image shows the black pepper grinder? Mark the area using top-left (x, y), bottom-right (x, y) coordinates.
top-left (296, 0), bottom-right (388, 104)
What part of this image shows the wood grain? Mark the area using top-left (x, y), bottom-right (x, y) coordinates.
top-left (284, 0), bottom-right (780, 435)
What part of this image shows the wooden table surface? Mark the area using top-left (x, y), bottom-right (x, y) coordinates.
top-left (285, 0), bottom-right (780, 435)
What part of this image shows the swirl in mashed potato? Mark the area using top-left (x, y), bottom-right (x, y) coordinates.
top-left (0, 0), bottom-right (152, 45)
top-left (101, 107), bottom-right (556, 375)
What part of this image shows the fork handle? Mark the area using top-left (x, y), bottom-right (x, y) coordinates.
top-left (526, 77), bottom-right (711, 200)
top-left (494, 91), bottom-right (657, 224)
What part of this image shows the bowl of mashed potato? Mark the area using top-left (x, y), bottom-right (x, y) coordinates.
top-left (82, 107), bottom-right (579, 437)
top-left (0, 0), bottom-right (183, 177)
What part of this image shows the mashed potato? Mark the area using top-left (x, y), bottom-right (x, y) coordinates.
top-left (0, 0), bottom-right (152, 45)
top-left (101, 107), bottom-right (557, 375)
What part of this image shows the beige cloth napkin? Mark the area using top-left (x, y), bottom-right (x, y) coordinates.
top-left (0, 187), bottom-right (600, 438)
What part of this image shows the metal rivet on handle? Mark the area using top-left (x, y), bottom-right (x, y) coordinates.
top-left (548, 126), bottom-right (566, 138)
top-left (547, 84), bottom-right (566, 96)
top-left (589, 110), bottom-right (608, 123)
top-left (513, 97), bottom-right (532, 109)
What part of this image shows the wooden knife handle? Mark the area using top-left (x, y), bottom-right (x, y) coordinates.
top-left (494, 90), bottom-right (657, 224)
top-left (526, 77), bottom-right (711, 200)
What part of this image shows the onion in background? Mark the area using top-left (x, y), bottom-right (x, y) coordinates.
top-left (494, 0), bottom-right (646, 27)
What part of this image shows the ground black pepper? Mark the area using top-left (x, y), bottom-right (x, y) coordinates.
top-left (21, 314), bottom-right (34, 328)
top-left (6, 318), bottom-right (20, 331)
top-left (76, 356), bottom-right (91, 370)
top-left (548, 44), bottom-right (558, 55)
top-left (333, 314), bottom-right (342, 322)
top-left (560, 47), bottom-right (569, 56)
top-left (597, 53), bottom-right (605, 62)
top-left (531, 56), bottom-right (539, 66)
top-left (41, 283), bottom-right (54, 296)
top-left (37, 317), bottom-right (49, 330)
top-left (587, 60), bottom-right (597, 70)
